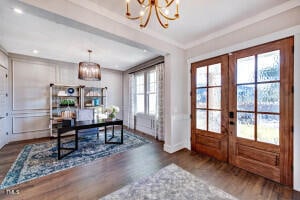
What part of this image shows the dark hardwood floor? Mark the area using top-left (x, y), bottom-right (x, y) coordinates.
top-left (0, 130), bottom-right (299, 200)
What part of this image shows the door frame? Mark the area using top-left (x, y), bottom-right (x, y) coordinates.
top-left (190, 37), bottom-right (294, 186)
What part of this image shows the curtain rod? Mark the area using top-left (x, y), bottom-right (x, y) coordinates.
top-left (127, 56), bottom-right (164, 74)
top-left (128, 61), bottom-right (164, 74)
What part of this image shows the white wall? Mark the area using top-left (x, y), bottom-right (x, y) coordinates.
top-left (8, 54), bottom-right (123, 141)
top-left (22, 0), bottom-right (189, 155)
top-left (186, 7), bottom-right (300, 191)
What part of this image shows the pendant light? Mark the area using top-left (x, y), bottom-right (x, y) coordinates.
top-left (78, 50), bottom-right (101, 81)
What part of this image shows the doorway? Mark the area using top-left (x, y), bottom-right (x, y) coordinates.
top-left (191, 37), bottom-right (294, 186)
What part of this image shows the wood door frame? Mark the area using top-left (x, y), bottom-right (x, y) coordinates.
top-left (228, 37), bottom-right (294, 186)
top-left (190, 37), bottom-right (293, 186)
top-left (191, 55), bottom-right (229, 161)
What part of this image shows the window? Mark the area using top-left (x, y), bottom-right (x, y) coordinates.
top-left (135, 73), bottom-right (145, 113)
top-left (135, 69), bottom-right (157, 115)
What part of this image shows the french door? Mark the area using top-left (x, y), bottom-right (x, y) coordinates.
top-left (191, 37), bottom-right (294, 186)
top-left (191, 55), bottom-right (229, 161)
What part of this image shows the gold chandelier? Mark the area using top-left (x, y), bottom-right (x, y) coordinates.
top-left (125, 0), bottom-right (180, 29)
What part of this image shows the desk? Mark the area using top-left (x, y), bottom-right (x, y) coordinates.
top-left (57, 119), bottom-right (123, 159)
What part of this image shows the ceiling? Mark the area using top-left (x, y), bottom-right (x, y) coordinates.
top-left (0, 0), bottom-right (293, 71)
top-left (0, 0), bottom-right (160, 71)
top-left (90, 0), bottom-right (290, 46)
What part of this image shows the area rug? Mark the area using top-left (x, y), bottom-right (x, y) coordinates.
top-left (101, 164), bottom-right (238, 200)
top-left (0, 130), bottom-right (150, 190)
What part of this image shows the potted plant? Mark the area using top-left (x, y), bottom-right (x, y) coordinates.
top-left (105, 105), bottom-right (120, 120)
top-left (60, 99), bottom-right (75, 107)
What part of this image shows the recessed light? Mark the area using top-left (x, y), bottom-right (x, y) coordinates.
top-left (33, 50), bottom-right (39, 54)
top-left (13, 8), bottom-right (23, 14)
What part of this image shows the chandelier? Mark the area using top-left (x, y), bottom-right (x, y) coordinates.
top-left (125, 0), bottom-right (180, 28)
top-left (78, 50), bottom-right (101, 81)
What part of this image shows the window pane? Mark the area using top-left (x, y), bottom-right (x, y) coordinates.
top-left (136, 74), bottom-right (144, 85)
top-left (137, 85), bottom-right (144, 93)
top-left (237, 56), bottom-right (255, 84)
top-left (136, 94), bottom-right (144, 113)
top-left (196, 88), bottom-right (207, 108)
top-left (149, 94), bottom-right (156, 115)
top-left (257, 114), bottom-right (279, 145)
top-left (237, 112), bottom-right (255, 140)
top-left (148, 71), bottom-right (156, 83)
top-left (237, 84), bottom-right (255, 111)
top-left (136, 74), bottom-right (144, 93)
top-left (257, 50), bottom-right (280, 82)
top-left (257, 83), bottom-right (280, 113)
top-left (148, 82), bottom-right (156, 93)
top-left (208, 63), bottom-right (221, 86)
top-left (208, 87), bottom-right (221, 109)
top-left (208, 110), bottom-right (221, 133)
top-left (196, 67), bottom-right (207, 87)
top-left (196, 110), bottom-right (206, 130)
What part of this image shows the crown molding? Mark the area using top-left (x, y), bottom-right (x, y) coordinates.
top-left (67, 0), bottom-right (184, 49)
top-left (68, 0), bottom-right (300, 51)
top-left (183, 0), bottom-right (300, 49)
top-left (187, 25), bottom-right (300, 64)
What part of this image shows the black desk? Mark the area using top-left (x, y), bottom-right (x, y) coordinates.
top-left (57, 119), bottom-right (123, 160)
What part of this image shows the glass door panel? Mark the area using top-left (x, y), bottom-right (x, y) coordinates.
top-left (192, 55), bottom-right (229, 162)
top-left (195, 63), bottom-right (222, 134)
top-left (235, 50), bottom-right (281, 145)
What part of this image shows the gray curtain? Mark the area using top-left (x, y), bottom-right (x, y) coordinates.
top-left (128, 74), bottom-right (135, 129)
top-left (155, 63), bottom-right (165, 141)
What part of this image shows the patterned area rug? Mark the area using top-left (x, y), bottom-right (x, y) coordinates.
top-left (101, 164), bottom-right (238, 200)
top-left (0, 130), bottom-right (150, 189)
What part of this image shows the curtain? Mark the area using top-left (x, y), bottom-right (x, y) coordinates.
top-left (155, 63), bottom-right (165, 141)
top-left (128, 74), bottom-right (135, 129)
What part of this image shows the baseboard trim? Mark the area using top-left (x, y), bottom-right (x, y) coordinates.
top-left (164, 142), bottom-right (187, 154)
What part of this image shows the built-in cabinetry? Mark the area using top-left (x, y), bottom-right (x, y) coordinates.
top-left (0, 50), bottom-right (9, 149)
top-left (49, 84), bottom-right (108, 137)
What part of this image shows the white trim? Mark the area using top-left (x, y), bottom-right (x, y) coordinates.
top-left (184, 0), bottom-right (300, 49)
top-left (187, 25), bottom-right (300, 64)
top-left (293, 34), bottom-right (300, 192)
top-left (163, 142), bottom-right (186, 154)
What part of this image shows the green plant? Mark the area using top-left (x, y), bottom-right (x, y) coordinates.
top-left (60, 99), bottom-right (75, 106)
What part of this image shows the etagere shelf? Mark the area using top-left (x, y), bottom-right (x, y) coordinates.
top-left (49, 84), bottom-right (108, 137)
